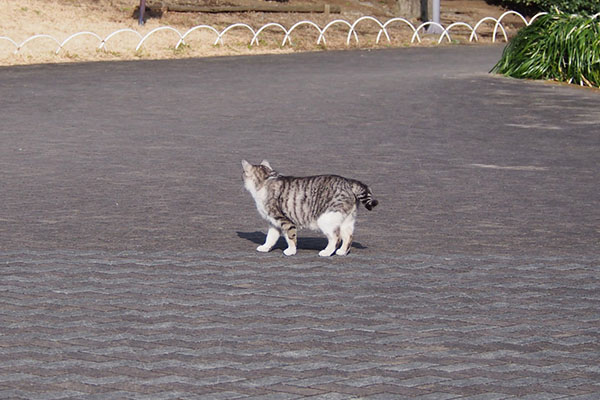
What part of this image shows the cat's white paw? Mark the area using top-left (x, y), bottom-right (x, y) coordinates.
top-left (335, 248), bottom-right (349, 256)
top-left (319, 249), bottom-right (334, 257)
top-left (256, 245), bottom-right (271, 253)
top-left (283, 247), bottom-right (296, 256)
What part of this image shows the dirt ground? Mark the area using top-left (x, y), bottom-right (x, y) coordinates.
top-left (0, 0), bottom-right (522, 65)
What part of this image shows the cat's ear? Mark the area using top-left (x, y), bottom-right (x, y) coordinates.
top-left (260, 160), bottom-right (272, 170)
top-left (241, 159), bottom-right (252, 172)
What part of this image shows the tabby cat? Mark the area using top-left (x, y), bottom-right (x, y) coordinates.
top-left (242, 160), bottom-right (378, 256)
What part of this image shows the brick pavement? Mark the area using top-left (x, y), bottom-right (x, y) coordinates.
top-left (1, 251), bottom-right (598, 399)
top-left (1, 46), bottom-right (599, 398)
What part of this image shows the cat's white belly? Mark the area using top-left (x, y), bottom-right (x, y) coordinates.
top-left (307, 221), bottom-right (319, 231)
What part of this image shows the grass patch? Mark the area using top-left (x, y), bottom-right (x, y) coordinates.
top-left (173, 42), bottom-right (191, 54)
top-left (491, 12), bottom-right (600, 87)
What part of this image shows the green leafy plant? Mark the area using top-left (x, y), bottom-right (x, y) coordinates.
top-left (491, 12), bottom-right (600, 87)
top-left (488, 0), bottom-right (600, 15)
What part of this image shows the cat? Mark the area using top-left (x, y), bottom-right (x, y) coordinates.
top-left (242, 159), bottom-right (378, 256)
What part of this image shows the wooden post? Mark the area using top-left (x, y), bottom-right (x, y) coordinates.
top-left (144, 3), bottom-right (341, 13)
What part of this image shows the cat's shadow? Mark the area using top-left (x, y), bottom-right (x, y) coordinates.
top-left (237, 231), bottom-right (367, 251)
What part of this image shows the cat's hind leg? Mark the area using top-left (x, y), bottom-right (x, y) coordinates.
top-left (278, 220), bottom-right (297, 256)
top-left (336, 213), bottom-right (355, 256)
top-left (317, 212), bottom-right (344, 257)
top-left (282, 226), bottom-right (297, 256)
top-left (257, 226), bottom-right (280, 252)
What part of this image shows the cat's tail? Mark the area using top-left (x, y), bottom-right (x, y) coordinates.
top-left (351, 180), bottom-right (379, 211)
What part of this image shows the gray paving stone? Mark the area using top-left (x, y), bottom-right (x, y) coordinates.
top-left (517, 394), bottom-right (569, 400)
top-left (433, 363), bottom-right (486, 373)
top-left (411, 394), bottom-right (461, 400)
top-left (198, 392), bottom-right (248, 400)
top-left (342, 376), bottom-right (401, 388)
top-left (564, 395), bottom-right (600, 400)
top-left (396, 376), bottom-right (452, 388)
top-left (459, 394), bottom-right (513, 400)
top-left (443, 377), bottom-right (499, 388)
top-left (240, 376), bottom-right (296, 388)
top-left (288, 376), bottom-right (348, 388)
top-left (243, 393), bottom-right (301, 400)
top-left (303, 394), bottom-right (349, 400)
top-left (382, 362), bottom-right (438, 372)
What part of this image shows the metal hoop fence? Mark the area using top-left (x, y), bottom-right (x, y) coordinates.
top-left (0, 11), bottom-right (546, 56)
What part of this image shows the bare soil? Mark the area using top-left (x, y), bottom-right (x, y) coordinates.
top-left (0, 0), bottom-right (520, 65)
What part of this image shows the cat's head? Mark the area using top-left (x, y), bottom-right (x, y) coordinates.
top-left (242, 160), bottom-right (274, 192)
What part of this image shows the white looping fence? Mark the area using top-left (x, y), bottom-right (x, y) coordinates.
top-left (0, 11), bottom-right (545, 55)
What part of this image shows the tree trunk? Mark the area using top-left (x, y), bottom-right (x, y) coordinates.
top-left (396, 0), bottom-right (421, 18)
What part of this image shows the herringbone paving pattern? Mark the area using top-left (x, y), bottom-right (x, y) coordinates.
top-left (2, 251), bottom-right (598, 399)
top-left (2, 46), bottom-right (599, 399)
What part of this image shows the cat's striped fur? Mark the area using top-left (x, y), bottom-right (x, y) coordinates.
top-left (242, 160), bottom-right (378, 256)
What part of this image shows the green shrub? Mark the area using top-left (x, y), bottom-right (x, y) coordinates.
top-left (491, 12), bottom-right (600, 87)
top-left (488, 0), bottom-right (600, 15)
